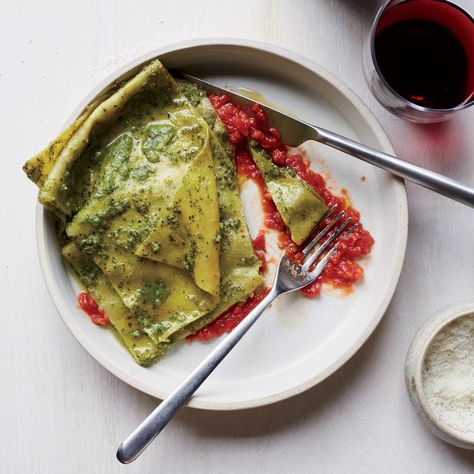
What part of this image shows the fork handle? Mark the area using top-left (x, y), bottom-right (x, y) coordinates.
top-left (116, 287), bottom-right (279, 464)
top-left (313, 126), bottom-right (474, 209)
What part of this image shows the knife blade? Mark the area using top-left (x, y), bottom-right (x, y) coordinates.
top-left (177, 72), bottom-right (316, 146)
top-left (176, 72), bottom-right (474, 209)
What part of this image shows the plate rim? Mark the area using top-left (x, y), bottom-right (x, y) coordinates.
top-left (35, 38), bottom-right (408, 410)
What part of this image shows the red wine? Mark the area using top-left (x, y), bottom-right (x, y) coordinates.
top-left (374, 0), bottom-right (474, 110)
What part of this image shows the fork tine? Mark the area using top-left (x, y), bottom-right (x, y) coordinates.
top-left (319, 203), bottom-right (338, 224)
top-left (307, 242), bottom-right (340, 280)
top-left (302, 217), bottom-right (352, 271)
top-left (301, 208), bottom-right (344, 257)
top-left (347, 223), bottom-right (359, 234)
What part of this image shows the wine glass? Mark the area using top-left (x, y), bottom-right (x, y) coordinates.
top-left (363, 0), bottom-right (474, 123)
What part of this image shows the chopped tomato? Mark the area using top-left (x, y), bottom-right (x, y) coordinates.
top-left (77, 292), bottom-right (110, 326)
top-left (187, 287), bottom-right (271, 342)
top-left (252, 230), bottom-right (266, 251)
top-left (187, 94), bottom-right (376, 343)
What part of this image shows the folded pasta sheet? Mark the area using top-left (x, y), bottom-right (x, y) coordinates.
top-left (62, 243), bottom-right (166, 365)
top-left (24, 60), bottom-right (262, 364)
top-left (174, 80), bottom-right (263, 339)
top-left (249, 140), bottom-right (328, 245)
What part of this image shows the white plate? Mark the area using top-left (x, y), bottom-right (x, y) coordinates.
top-left (36, 39), bottom-right (408, 410)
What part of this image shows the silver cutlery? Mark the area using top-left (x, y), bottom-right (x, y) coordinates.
top-left (117, 205), bottom-right (352, 463)
top-left (180, 73), bottom-right (474, 209)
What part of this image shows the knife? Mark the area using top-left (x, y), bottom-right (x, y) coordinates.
top-left (178, 72), bottom-right (474, 209)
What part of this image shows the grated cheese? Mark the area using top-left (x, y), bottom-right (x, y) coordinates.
top-left (422, 315), bottom-right (474, 433)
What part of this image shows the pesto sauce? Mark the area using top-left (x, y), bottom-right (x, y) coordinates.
top-left (142, 123), bottom-right (176, 163)
top-left (76, 233), bottom-right (104, 255)
top-left (84, 198), bottom-right (130, 227)
top-left (136, 279), bottom-right (169, 309)
top-left (220, 217), bottom-right (241, 235)
top-left (183, 247), bottom-right (196, 272)
top-left (93, 133), bottom-right (134, 197)
top-left (78, 260), bottom-right (101, 287)
top-left (59, 72), bottom-right (224, 350)
top-left (175, 79), bottom-right (207, 107)
top-left (130, 163), bottom-right (155, 182)
top-left (148, 321), bottom-right (172, 338)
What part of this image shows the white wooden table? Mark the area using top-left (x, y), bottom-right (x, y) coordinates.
top-left (2, 1), bottom-right (474, 472)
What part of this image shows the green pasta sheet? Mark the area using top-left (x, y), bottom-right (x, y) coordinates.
top-left (25, 60), bottom-right (222, 344)
top-left (174, 81), bottom-right (263, 339)
top-left (135, 109), bottom-right (221, 297)
top-left (57, 63), bottom-right (221, 299)
top-left (24, 62), bottom-right (266, 365)
top-left (23, 94), bottom-right (107, 189)
top-left (100, 252), bottom-right (216, 344)
top-left (26, 61), bottom-right (179, 221)
top-left (249, 140), bottom-right (328, 245)
top-left (62, 242), bottom-right (166, 366)
top-left (65, 110), bottom-right (221, 298)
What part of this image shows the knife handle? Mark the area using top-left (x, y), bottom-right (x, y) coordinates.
top-left (313, 126), bottom-right (474, 209)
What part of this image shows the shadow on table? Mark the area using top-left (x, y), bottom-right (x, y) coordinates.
top-left (174, 295), bottom-right (474, 470)
top-left (444, 444), bottom-right (474, 465)
top-left (339, 0), bottom-right (380, 18)
top-left (411, 120), bottom-right (471, 175)
top-left (179, 300), bottom-right (392, 440)
top-left (178, 307), bottom-right (474, 469)
top-left (388, 116), bottom-right (472, 181)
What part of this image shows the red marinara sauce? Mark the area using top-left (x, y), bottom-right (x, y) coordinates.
top-left (252, 229), bottom-right (267, 251)
top-left (183, 94), bottom-right (373, 343)
top-left (187, 231), bottom-right (270, 342)
top-left (252, 229), bottom-right (267, 273)
top-left (209, 93), bottom-right (375, 299)
top-left (77, 292), bottom-right (110, 326)
top-left (187, 287), bottom-right (271, 342)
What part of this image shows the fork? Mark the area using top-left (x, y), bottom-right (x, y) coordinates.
top-left (117, 204), bottom-right (353, 464)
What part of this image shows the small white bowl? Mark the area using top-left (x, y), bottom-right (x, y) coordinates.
top-left (405, 300), bottom-right (474, 450)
